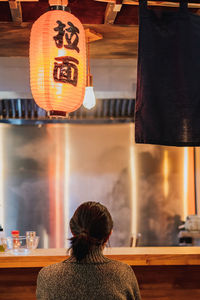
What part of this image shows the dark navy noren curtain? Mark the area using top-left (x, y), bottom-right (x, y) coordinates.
top-left (135, 0), bottom-right (200, 146)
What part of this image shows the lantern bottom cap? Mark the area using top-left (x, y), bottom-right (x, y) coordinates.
top-left (48, 110), bottom-right (68, 118)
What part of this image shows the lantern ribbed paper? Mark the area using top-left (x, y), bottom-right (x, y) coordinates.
top-left (30, 10), bottom-right (86, 114)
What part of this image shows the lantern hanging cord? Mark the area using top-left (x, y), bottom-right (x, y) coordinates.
top-left (88, 38), bottom-right (90, 77)
top-left (87, 38), bottom-right (92, 86)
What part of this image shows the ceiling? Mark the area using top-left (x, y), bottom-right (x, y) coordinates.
top-left (0, 0), bottom-right (200, 59)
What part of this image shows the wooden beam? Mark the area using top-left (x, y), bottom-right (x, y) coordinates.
top-left (0, 22), bottom-right (138, 59)
top-left (95, 0), bottom-right (200, 9)
top-left (8, 1), bottom-right (22, 23)
top-left (0, 0), bottom-right (38, 1)
top-left (85, 28), bottom-right (103, 43)
top-left (104, 1), bottom-right (122, 24)
top-left (48, 0), bottom-right (68, 6)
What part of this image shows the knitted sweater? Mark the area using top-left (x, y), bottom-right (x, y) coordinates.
top-left (36, 248), bottom-right (141, 300)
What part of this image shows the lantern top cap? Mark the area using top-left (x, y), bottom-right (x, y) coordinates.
top-left (48, 0), bottom-right (70, 11)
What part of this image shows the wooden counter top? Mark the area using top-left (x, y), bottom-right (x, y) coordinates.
top-left (1, 247), bottom-right (200, 268)
top-left (1, 247), bottom-right (200, 300)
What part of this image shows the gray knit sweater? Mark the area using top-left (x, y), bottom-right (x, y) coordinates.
top-left (36, 248), bottom-right (141, 300)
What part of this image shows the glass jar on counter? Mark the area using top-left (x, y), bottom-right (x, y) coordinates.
top-left (26, 231), bottom-right (36, 249)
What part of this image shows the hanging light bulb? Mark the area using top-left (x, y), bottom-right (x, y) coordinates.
top-left (83, 76), bottom-right (96, 109)
top-left (83, 87), bottom-right (96, 110)
top-left (83, 38), bottom-right (96, 110)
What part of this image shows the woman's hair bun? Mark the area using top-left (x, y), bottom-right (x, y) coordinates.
top-left (79, 229), bottom-right (88, 235)
top-left (70, 233), bottom-right (90, 261)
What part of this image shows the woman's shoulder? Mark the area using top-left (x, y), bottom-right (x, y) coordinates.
top-left (106, 259), bottom-right (135, 275)
top-left (38, 262), bottom-right (65, 278)
top-left (108, 258), bottom-right (133, 268)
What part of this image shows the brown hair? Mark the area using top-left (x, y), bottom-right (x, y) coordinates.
top-left (69, 201), bottom-right (113, 261)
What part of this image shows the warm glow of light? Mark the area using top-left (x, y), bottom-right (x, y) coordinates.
top-left (186, 148), bottom-right (195, 215)
top-left (64, 126), bottom-right (70, 248)
top-left (30, 10), bottom-right (86, 113)
top-left (163, 150), bottom-right (169, 197)
top-left (42, 228), bottom-right (49, 249)
top-left (183, 147), bottom-right (188, 220)
top-left (83, 86), bottom-right (96, 109)
top-left (48, 127), bottom-right (64, 248)
top-left (55, 139), bottom-right (61, 248)
top-left (195, 148), bottom-right (200, 214)
top-left (130, 123), bottom-right (137, 238)
top-left (0, 126), bottom-right (4, 228)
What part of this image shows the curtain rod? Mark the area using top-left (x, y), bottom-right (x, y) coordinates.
top-left (95, 0), bottom-right (200, 9)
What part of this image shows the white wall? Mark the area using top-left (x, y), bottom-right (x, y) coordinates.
top-left (0, 57), bottom-right (137, 99)
top-left (91, 59), bottom-right (137, 99)
top-left (0, 58), bottom-right (31, 99)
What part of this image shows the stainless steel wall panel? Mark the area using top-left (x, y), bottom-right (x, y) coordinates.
top-left (0, 123), bottom-right (195, 248)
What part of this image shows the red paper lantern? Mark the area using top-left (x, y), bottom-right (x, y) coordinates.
top-left (30, 7), bottom-right (86, 116)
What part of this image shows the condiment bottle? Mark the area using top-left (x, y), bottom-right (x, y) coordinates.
top-left (0, 225), bottom-right (5, 252)
top-left (11, 230), bottom-right (20, 249)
